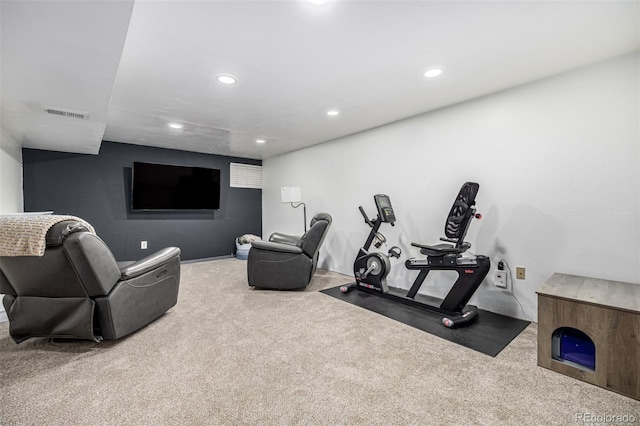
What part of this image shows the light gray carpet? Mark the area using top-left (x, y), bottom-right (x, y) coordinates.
top-left (0, 258), bottom-right (637, 425)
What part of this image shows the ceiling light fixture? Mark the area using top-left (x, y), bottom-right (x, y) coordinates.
top-left (216, 74), bottom-right (237, 85)
top-left (424, 68), bottom-right (443, 78)
top-left (305, 0), bottom-right (329, 5)
top-left (256, 139), bottom-right (266, 144)
top-left (326, 110), bottom-right (340, 116)
top-left (168, 123), bottom-right (183, 129)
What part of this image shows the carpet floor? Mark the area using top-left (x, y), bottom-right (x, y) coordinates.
top-left (0, 258), bottom-right (637, 425)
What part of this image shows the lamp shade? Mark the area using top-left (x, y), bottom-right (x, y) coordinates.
top-left (281, 186), bottom-right (302, 203)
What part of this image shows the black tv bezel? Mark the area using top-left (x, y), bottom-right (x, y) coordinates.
top-left (130, 161), bottom-right (221, 212)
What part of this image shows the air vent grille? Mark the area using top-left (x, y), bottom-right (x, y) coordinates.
top-left (230, 163), bottom-right (262, 189)
top-left (43, 107), bottom-right (89, 120)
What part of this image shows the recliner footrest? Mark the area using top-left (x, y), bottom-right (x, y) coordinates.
top-left (7, 296), bottom-right (97, 343)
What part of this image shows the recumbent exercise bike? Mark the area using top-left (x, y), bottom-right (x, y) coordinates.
top-left (342, 182), bottom-right (490, 328)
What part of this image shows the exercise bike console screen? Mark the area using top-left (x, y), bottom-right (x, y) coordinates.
top-left (374, 194), bottom-right (396, 224)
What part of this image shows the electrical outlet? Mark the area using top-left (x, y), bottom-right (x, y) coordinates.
top-left (516, 267), bottom-right (525, 280)
top-left (494, 270), bottom-right (507, 288)
top-left (141, 241), bottom-right (147, 250)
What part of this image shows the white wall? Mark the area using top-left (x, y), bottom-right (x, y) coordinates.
top-left (0, 128), bottom-right (23, 214)
top-left (262, 52), bottom-right (640, 322)
top-left (0, 127), bottom-right (23, 322)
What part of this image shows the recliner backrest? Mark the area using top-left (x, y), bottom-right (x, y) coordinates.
top-left (1, 245), bottom-right (88, 298)
top-left (62, 232), bottom-right (121, 296)
top-left (0, 220), bottom-right (121, 298)
top-left (297, 213), bottom-right (332, 258)
top-left (444, 182), bottom-right (479, 244)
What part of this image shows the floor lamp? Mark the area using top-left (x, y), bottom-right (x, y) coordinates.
top-left (281, 186), bottom-right (307, 232)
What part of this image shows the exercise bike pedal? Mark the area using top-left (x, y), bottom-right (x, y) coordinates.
top-left (388, 246), bottom-right (402, 259)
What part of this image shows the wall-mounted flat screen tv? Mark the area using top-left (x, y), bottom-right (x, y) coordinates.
top-left (131, 162), bottom-right (221, 210)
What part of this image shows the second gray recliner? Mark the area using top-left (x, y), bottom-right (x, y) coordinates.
top-left (247, 213), bottom-right (332, 290)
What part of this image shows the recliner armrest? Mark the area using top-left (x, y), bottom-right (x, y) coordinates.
top-left (269, 232), bottom-right (302, 245)
top-left (251, 240), bottom-right (303, 254)
top-left (120, 247), bottom-right (181, 280)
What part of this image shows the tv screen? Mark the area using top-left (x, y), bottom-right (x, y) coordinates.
top-left (131, 162), bottom-right (221, 210)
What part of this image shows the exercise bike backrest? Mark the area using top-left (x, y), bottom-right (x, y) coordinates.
top-left (442, 182), bottom-right (480, 249)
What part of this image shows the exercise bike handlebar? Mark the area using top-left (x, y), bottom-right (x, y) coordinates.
top-left (359, 206), bottom-right (374, 227)
top-left (359, 205), bottom-right (395, 228)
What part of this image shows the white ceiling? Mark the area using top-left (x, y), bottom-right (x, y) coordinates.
top-left (1, 1), bottom-right (638, 160)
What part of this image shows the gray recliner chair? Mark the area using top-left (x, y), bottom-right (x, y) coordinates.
top-left (247, 213), bottom-right (332, 290)
top-left (0, 220), bottom-right (181, 343)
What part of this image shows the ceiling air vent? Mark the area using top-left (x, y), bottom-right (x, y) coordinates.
top-left (43, 106), bottom-right (89, 120)
top-left (230, 163), bottom-right (262, 189)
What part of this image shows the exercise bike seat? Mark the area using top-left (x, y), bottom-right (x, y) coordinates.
top-left (411, 241), bottom-right (469, 257)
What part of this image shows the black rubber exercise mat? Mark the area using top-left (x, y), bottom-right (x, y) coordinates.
top-left (321, 284), bottom-right (531, 357)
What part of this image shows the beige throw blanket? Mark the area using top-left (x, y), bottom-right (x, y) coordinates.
top-left (0, 215), bottom-right (95, 257)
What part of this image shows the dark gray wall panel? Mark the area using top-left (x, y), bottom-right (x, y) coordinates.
top-left (22, 141), bottom-right (262, 261)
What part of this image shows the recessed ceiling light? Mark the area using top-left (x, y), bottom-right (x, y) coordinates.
top-left (168, 123), bottom-right (183, 129)
top-left (256, 139), bottom-right (266, 144)
top-left (326, 110), bottom-right (340, 116)
top-left (216, 74), bottom-right (237, 85)
top-left (305, 0), bottom-right (329, 5)
top-left (424, 68), bottom-right (443, 78)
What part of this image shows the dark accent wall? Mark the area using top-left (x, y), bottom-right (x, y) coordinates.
top-left (22, 141), bottom-right (262, 261)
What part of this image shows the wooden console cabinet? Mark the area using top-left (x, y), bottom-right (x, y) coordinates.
top-left (537, 273), bottom-right (640, 400)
